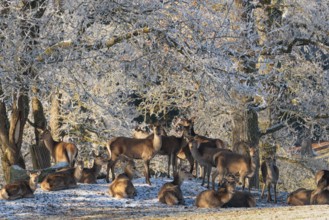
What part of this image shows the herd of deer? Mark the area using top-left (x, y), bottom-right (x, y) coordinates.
top-left (0, 117), bottom-right (328, 209)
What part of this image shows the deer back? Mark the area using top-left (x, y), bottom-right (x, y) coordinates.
top-left (287, 188), bottom-right (312, 206)
top-left (223, 191), bottom-right (256, 208)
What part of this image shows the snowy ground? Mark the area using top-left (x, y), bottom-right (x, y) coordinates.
top-left (0, 175), bottom-right (307, 220)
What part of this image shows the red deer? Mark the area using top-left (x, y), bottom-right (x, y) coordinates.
top-left (310, 189), bottom-right (329, 205)
top-left (158, 170), bottom-right (186, 205)
top-left (106, 124), bottom-right (163, 185)
top-left (174, 117), bottom-right (228, 177)
top-left (195, 175), bottom-right (236, 208)
top-left (188, 135), bottom-right (231, 189)
top-left (261, 156), bottom-right (279, 203)
top-left (223, 190), bottom-right (256, 207)
top-left (314, 170), bottom-right (329, 191)
top-left (287, 188), bottom-right (312, 206)
top-left (79, 151), bottom-right (108, 184)
top-left (212, 147), bottom-right (257, 191)
top-left (40, 160), bottom-right (84, 191)
top-left (132, 125), bottom-right (182, 178)
top-left (39, 127), bottom-right (78, 167)
top-left (108, 159), bottom-right (137, 199)
top-left (0, 171), bottom-right (41, 200)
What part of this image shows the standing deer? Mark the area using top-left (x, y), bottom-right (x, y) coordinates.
top-left (106, 124), bottom-right (163, 185)
top-left (261, 156), bottom-right (279, 203)
top-left (195, 175), bottom-right (236, 208)
top-left (174, 117), bottom-right (227, 177)
top-left (40, 160), bottom-right (84, 191)
top-left (0, 171), bottom-right (41, 200)
top-left (188, 136), bottom-right (231, 189)
top-left (79, 151), bottom-right (108, 184)
top-left (212, 147), bottom-right (257, 191)
top-left (158, 170), bottom-right (186, 205)
top-left (287, 188), bottom-right (312, 206)
top-left (39, 127), bottom-right (78, 167)
top-left (108, 159), bottom-right (137, 199)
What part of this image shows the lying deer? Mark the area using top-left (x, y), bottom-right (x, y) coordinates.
top-left (223, 190), bottom-right (256, 208)
top-left (158, 170), bottom-right (186, 205)
top-left (106, 124), bottom-right (163, 185)
top-left (0, 171), bottom-right (41, 200)
top-left (195, 174), bottom-right (236, 208)
top-left (79, 151), bottom-right (108, 184)
top-left (212, 147), bottom-right (257, 191)
top-left (108, 159), bottom-right (137, 199)
top-left (39, 127), bottom-right (78, 167)
top-left (314, 170), bottom-right (329, 191)
top-left (40, 160), bottom-right (84, 191)
top-left (310, 189), bottom-right (329, 205)
top-left (287, 188), bottom-right (312, 206)
top-left (261, 156), bottom-right (279, 203)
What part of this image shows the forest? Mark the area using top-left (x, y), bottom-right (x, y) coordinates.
top-left (0, 0), bottom-right (328, 218)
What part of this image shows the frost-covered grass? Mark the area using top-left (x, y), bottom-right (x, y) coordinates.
top-left (0, 176), bottom-right (289, 219)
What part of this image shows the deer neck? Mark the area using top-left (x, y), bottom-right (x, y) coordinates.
top-left (43, 136), bottom-right (57, 156)
top-left (74, 167), bottom-right (83, 182)
top-left (152, 132), bottom-right (162, 152)
top-left (91, 162), bottom-right (103, 176)
top-left (124, 166), bottom-right (134, 180)
top-left (29, 178), bottom-right (38, 192)
top-left (247, 156), bottom-right (257, 178)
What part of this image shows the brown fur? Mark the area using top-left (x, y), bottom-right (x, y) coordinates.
top-left (158, 170), bottom-right (185, 205)
top-left (314, 170), bottom-right (329, 191)
top-left (106, 124), bottom-right (163, 185)
top-left (223, 191), bottom-right (256, 208)
top-left (79, 152), bottom-right (108, 184)
top-left (0, 171), bottom-right (41, 200)
top-left (195, 175), bottom-right (236, 208)
top-left (189, 136), bottom-right (231, 189)
top-left (261, 156), bottom-right (279, 203)
top-left (212, 147), bottom-right (257, 191)
top-left (287, 188), bottom-right (312, 206)
top-left (311, 189), bottom-right (329, 205)
top-left (108, 160), bottom-right (137, 199)
top-left (40, 160), bottom-right (84, 191)
top-left (40, 128), bottom-right (78, 167)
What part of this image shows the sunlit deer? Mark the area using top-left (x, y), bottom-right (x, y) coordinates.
top-left (195, 175), bottom-right (236, 208)
top-left (39, 127), bottom-right (78, 167)
top-left (212, 147), bottom-right (257, 191)
top-left (106, 124), bottom-right (163, 185)
top-left (108, 159), bottom-right (137, 199)
top-left (40, 160), bottom-right (84, 191)
top-left (0, 171), bottom-right (41, 200)
top-left (158, 170), bottom-right (186, 205)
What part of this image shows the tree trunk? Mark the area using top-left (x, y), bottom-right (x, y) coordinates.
top-left (50, 90), bottom-right (63, 141)
top-left (0, 84), bottom-right (28, 183)
top-left (30, 86), bottom-right (50, 169)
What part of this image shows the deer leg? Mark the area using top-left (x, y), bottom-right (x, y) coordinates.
top-left (144, 160), bottom-right (151, 185)
top-left (106, 159), bottom-right (117, 183)
top-left (172, 153), bottom-right (177, 175)
top-left (167, 154), bottom-right (171, 178)
top-left (261, 182), bottom-right (266, 199)
top-left (211, 169), bottom-right (219, 190)
top-left (274, 183), bottom-right (277, 203)
top-left (201, 166), bottom-right (206, 186)
top-left (241, 176), bottom-right (246, 191)
top-left (206, 166), bottom-right (211, 188)
top-left (267, 183), bottom-right (272, 202)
